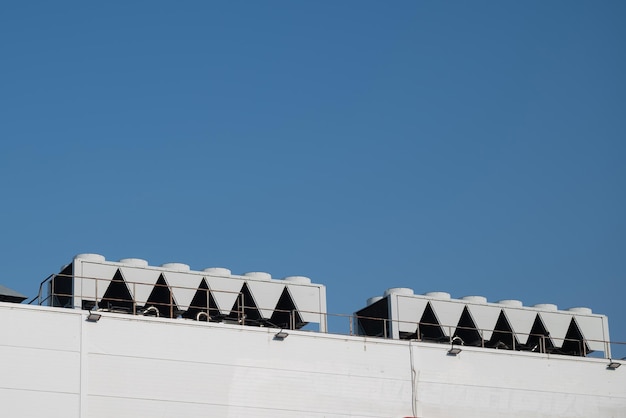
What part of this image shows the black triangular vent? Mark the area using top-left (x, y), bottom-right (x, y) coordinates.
top-left (183, 279), bottom-right (220, 321)
top-left (145, 274), bottom-right (177, 318)
top-left (419, 302), bottom-right (447, 342)
top-left (487, 310), bottom-right (518, 350)
top-left (526, 314), bottom-right (554, 353)
top-left (561, 318), bottom-right (588, 356)
top-left (355, 297), bottom-right (389, 338)
top-left (270, 287), bottom-right (305, 329)
top-left (99, 269), bottom-right (134, 313)
top-left (228, 283), bottom-right (262, 324)
top-left (453, 306), bottom-right (483, 347)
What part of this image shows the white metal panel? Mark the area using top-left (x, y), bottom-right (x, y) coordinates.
top-left (0, 389), bottom-right (80, 418)
top-left (575, 315), bottom-right (608, 353)
top-left (76, 260), bottom-right (119, 306)
top-left (318, 285), bottom-right (328, 332)
top-left (502, 308), bottom-right (536, 344)
top-left (539, 312), bottom-right (573, 348)
top-left (0, 305), bottom-right (81, 352)
top-left (78, 260), bottom-right (119, 282)
top-left (466, 304), bottom-right (501, 341)
top-left (246, 280), bottom-right (285, 319)
top-left (119, 266), bottom-right (160, 305)
top-left (396, 295), bottom-right (429, 334)
top-left (288, 284), bottom-right (323, 323)
top-left (86, 396), bottom-right (230, 418)
top-left (0, 345), bottom-right (80, 393)
top-left (205, 275), bottom-right (245, 314)
top-left (163, 271), bottom-right (203, 311)
top-left (79, 276), bottom-right (103, 302)
top-left (429, 299), bottom-right (466, 336)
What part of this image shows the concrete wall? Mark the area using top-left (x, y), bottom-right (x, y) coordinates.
top-left (1, 302), bottom-right (624, 417)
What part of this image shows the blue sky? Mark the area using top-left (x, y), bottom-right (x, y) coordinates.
top-left (1, 2), bottom-right (625, 357)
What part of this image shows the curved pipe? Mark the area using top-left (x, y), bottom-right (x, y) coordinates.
top-left (196, 311), bottom-right (209, 321)
top-left (143, 306), bottom-right (160, 317)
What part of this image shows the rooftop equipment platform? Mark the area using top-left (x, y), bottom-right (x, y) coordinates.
top-left (37, 253), bottom-right (327, 332)
top-left (355, 287), bottom-right (610, 357)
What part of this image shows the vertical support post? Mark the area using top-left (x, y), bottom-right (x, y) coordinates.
top-left (170, 286), bottom-right (173, 318)
top-left (132, 281), bottom-right (136, 315)
top-left (206, 287), bottom-right (210, 319)
top-left (240, 292), bottom-right (245, 325)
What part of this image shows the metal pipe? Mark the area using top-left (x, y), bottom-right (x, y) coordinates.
top-left (143, 306), bottom-right (159, 317)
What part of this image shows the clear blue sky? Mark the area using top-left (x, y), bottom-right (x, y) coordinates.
top-left (1, 2), bottom-right (625, 357)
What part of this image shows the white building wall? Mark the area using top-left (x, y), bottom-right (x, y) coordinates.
top-left (0, 305), bottom-right (82, 418)
top-left (412, 343), bottom-right (625, 417)
top-left (1, 302), bottom-right (625, 418)
top-left (83, 315), bottom-right (413, 417)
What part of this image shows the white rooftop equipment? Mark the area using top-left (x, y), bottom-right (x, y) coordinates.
top-left (44, 253), bottom-right (327, 332)
top-left (355, 287), bottom-right (610, 357)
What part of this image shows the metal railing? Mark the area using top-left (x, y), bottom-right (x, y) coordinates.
top-left (29, 272), bottom-right (312, 331)
top-left (27, 272), bottom-right (625, 359)
top-left (343, 313), bottom-right (624, 359)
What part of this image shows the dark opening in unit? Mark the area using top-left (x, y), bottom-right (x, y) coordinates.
top-left (144, 274), bottom-right (178, 318)
top-left (98, 269), bottom-right (134, 313)
top-left (228, 283), bottom-right (262, 325)
top-left (453, 306), bottom-right (483, 347)
top-left (523, 314), bottom-right (554, 353)
top-left (418, 302), bottom-right (447, 343)
top-left (183, 279), bottom-right (221, 321)
top-left (270, 287), bottom-right (305, 329)
top-left (486, 310), bottom-right (519, 350)
top-left (51, 263), bottom-right (73, 308)
top-left (355, 297), bottom-right (390, 338)
top-left (561, 318), bottom-right (590, 356)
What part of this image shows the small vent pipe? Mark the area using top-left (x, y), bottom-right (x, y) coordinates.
top-left (143, 306), bottom-right (160, 317)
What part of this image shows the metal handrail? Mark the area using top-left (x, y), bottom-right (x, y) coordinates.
top-left (27, 272), bottom-right (625, 358)
top-left (27, 274), bottom-right (56, 305)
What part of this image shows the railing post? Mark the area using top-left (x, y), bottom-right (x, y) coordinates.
top-left (132, 282), bottom-right (136, 315)
top-left (240, 293), bottom-right (245, 325)
top-left (170, 287), bottom-right (173, 318)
